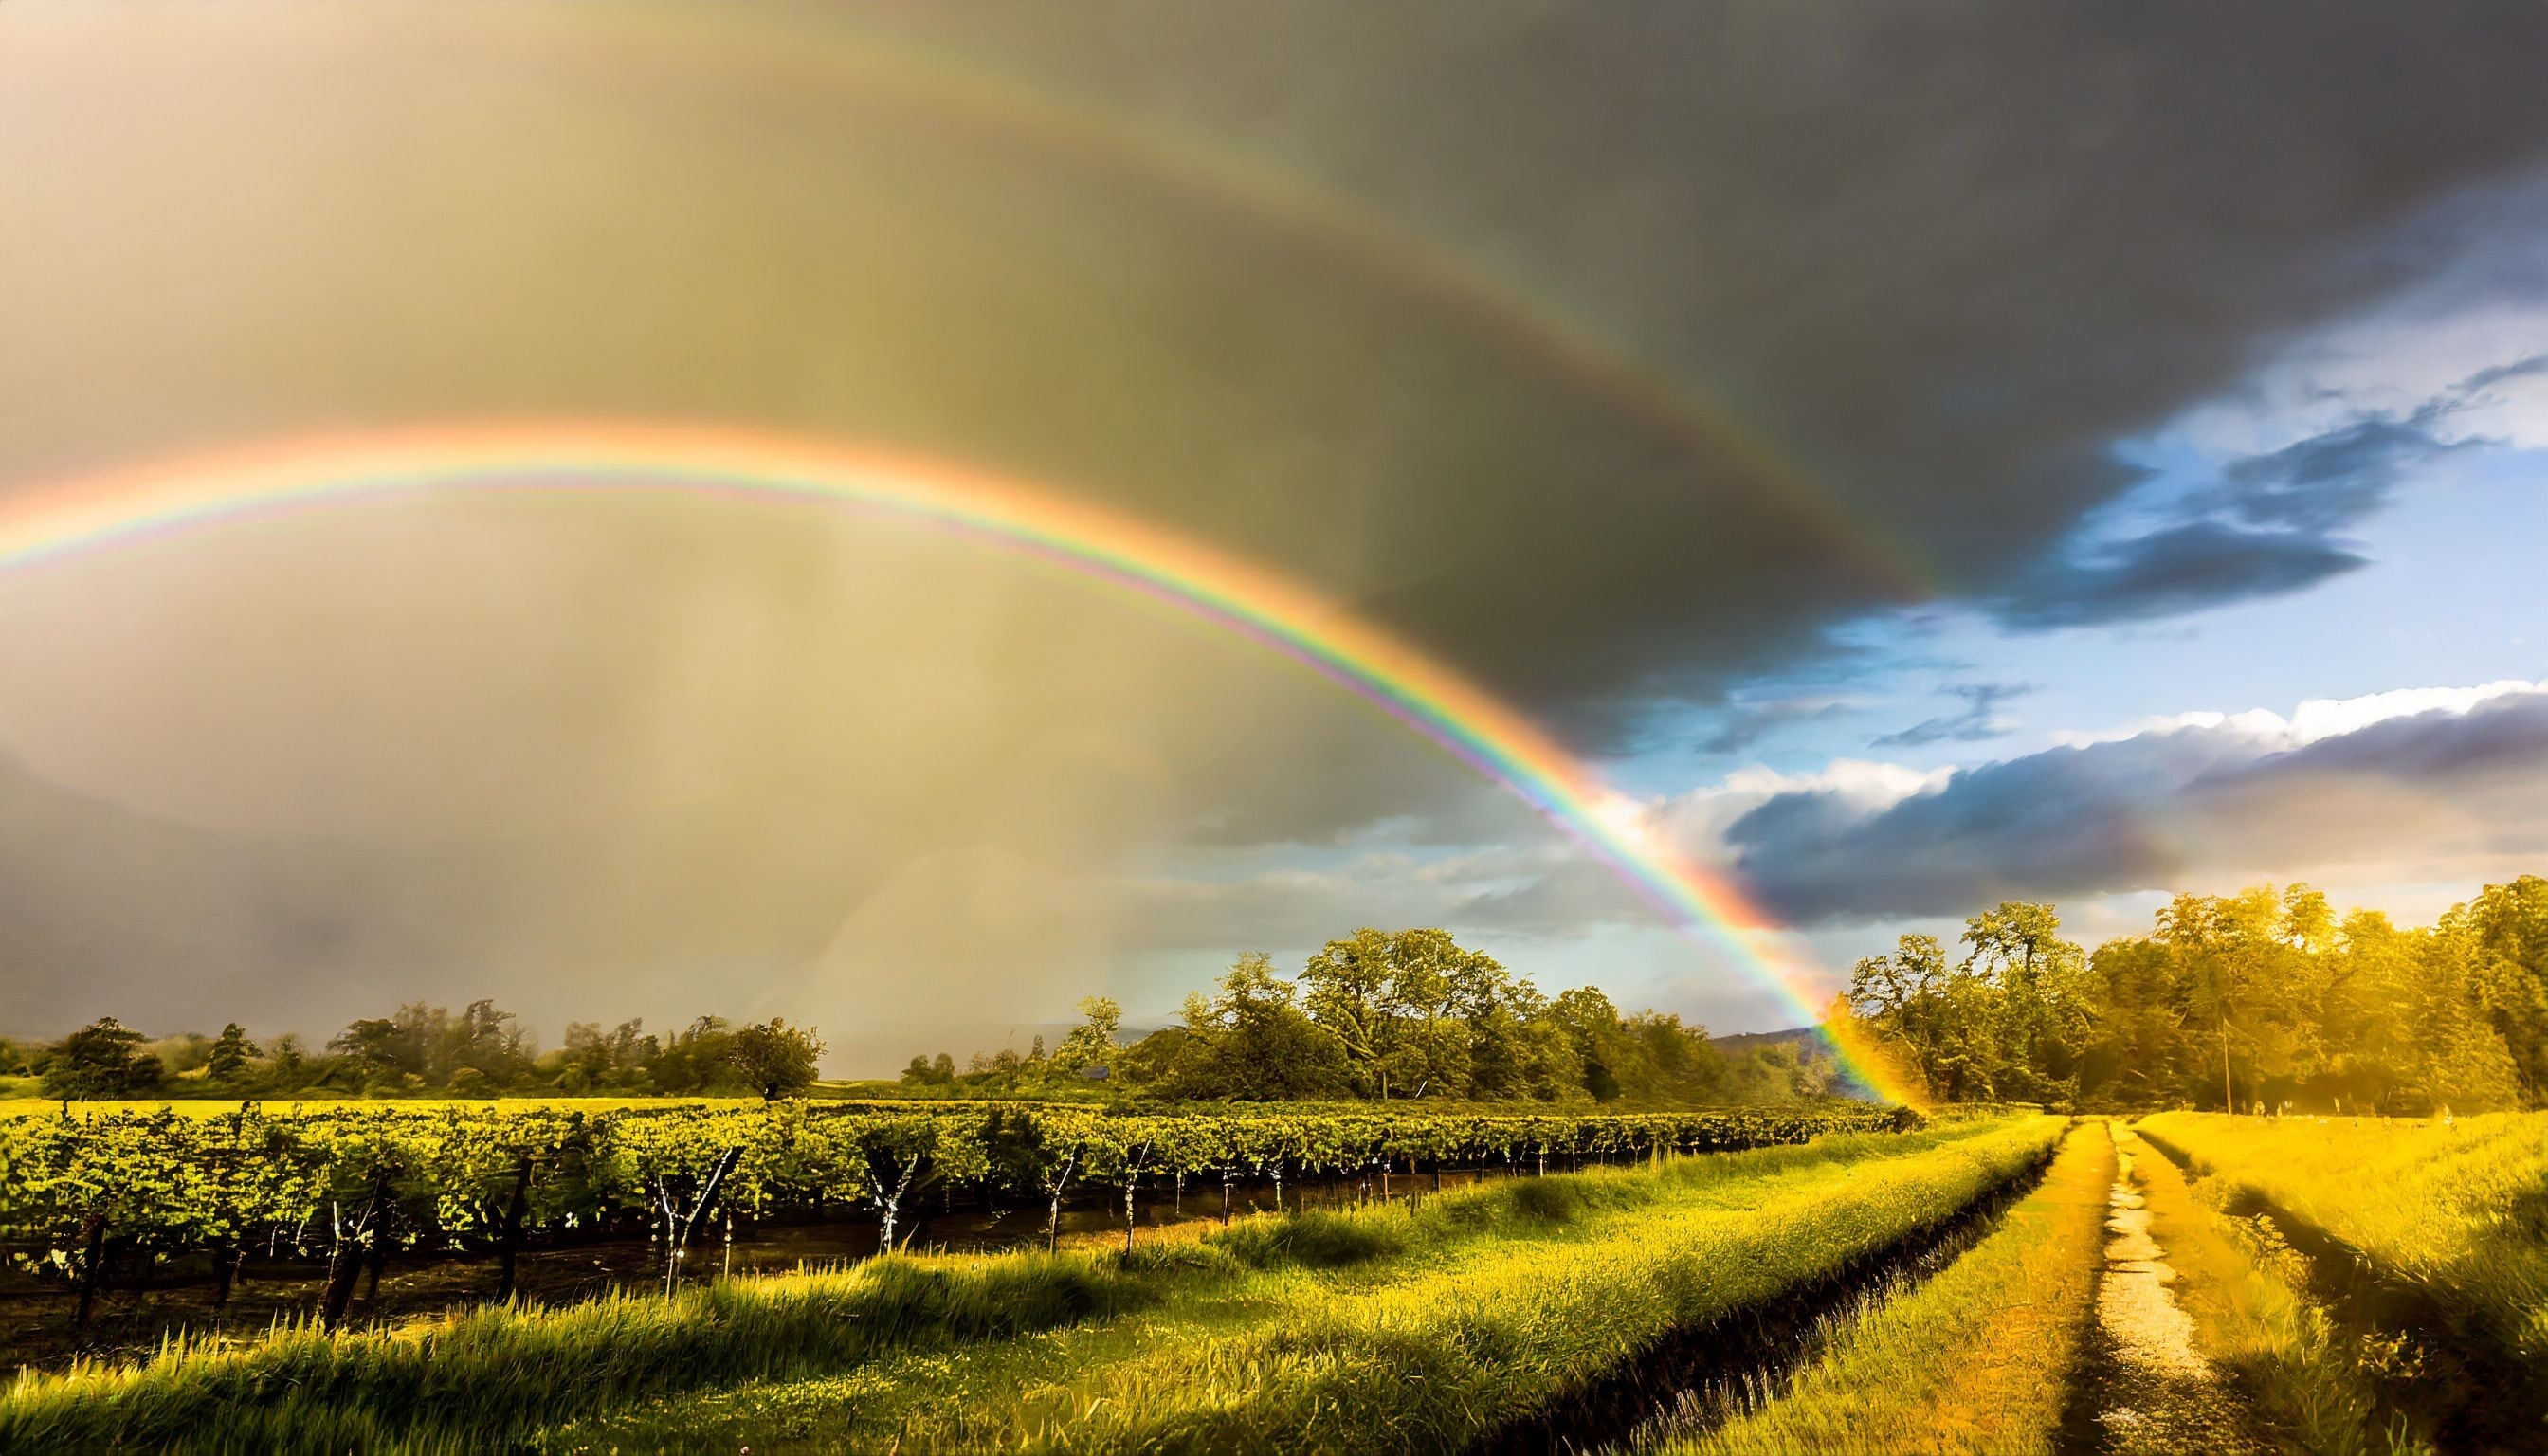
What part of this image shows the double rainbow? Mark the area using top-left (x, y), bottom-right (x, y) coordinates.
top-left (0, 423), bottom-right (1917, 1104)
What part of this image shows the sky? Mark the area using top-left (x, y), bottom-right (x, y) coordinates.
top-left (1, 2), bottom-right (2543, 1072)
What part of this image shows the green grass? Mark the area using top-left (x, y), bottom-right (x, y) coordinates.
top-left (539, 1116), bottom-right (2063, 1454)
top-left (2120, 1122), bottom-right (2429, 1456)
top-left (1648, 1119), bottom-right (2110, 1456)
top-left (0, 1251), bottom-right (1173, 1454)
top-left (2134, 1109), bottom-right (2548, 1390)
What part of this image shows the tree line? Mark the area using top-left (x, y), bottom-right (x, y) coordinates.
top-left (1842, 875), bottom-right (2547, 1113)
top-left (2, 1002), bottom-right (828, 1102)
top-left (900, 926), bottom-right (1849, 1105)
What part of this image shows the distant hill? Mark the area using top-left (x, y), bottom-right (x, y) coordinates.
top-left (1709, 1025), bottom-right (1838, 1058)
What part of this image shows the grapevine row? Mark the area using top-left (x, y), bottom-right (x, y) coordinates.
top-left (0, 1100), bottom-right (1909, 1322)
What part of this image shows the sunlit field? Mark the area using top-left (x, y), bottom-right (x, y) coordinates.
top-left (9, 1106), bottom-right (2539, 1452)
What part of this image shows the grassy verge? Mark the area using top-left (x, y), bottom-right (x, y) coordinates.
top-left (1643, 1119), bottom-right (2110, 1456)
top-left (544, 1116), bottom-right (2065, 1454)
top-left (0, 1252), bottom-right (1172, 1454)
top-left (2134, 1110), bottom-right (2547, 1399)
top-left (2120, 1123), bottom-right (2428, 1456)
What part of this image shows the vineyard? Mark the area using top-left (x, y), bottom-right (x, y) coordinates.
top-left (0, 1099), bottom-right (1908, 1332)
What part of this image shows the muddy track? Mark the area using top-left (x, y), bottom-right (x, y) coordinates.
top-left (2058, 1126), bottom-right (2264, 1456)
top-left (1467, 1138), bottom-right (2061, 1456)
top-left (2133, 1131), bottom-right (2542, 1456)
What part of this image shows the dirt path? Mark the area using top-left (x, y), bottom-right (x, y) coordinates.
top-left (2080, 1123), bottom-right (2261, 1456)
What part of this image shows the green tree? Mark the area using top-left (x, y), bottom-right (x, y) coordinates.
top-left (206, 1023), bottom-right (259, 1084)
top-left (2462, 875), bottom-right (2548, 1102)
top-left (42, 1017), bottom-right (163, 1101)
top-left (727, 1018), bottom-right (826, 1101)
top-left (1960, 901), bottom-right (2092, 1101)
top-left (1053, 997), bottom-right (1122, 1075)
top-left (652, 1016), bottom-right (737, 1094)
top-left (1299, 928), bottom-right (1401, 1097)
top-left (1170, 952), bottom-right (1348, 1100)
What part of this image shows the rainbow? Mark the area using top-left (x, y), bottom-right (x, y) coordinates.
top-left (338, 3), bottom-right (1944, 600)
top-left (0, 424), bottom-right (1920, 1104)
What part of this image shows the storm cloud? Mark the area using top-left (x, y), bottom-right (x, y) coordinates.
top-left (9, 3), bottom-right (2548, 728)
top-left (1720, 686), bottom-right (2548, 923)
top-left (5, 3), bottom-right (2547, 1051)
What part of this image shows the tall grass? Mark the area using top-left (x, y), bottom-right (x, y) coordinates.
top-left (2120, 1123), bottom-right (2429, 1456)
top-left (0, 1249), bottom-right (1171, 1453)
top-left (1647, 1119), bottom-right (2111, 1455)
top-left (2134, 1111), bottom-right (2548, 1376)
top-left (560, 1117), bottom-right (2063, 1454)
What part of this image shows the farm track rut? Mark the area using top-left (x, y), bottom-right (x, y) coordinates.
top-left (2070, 1124), bottom-right (2263, 1456)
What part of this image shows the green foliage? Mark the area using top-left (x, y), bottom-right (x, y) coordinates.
top-left (1052, 996), bottom-right (1122, 1076)
top-left (724, 1018), bottom-right (826, 1101)
top-left (38, 1018), bottom-right (162, 1101)
top-left (1851, 879), bottom-right (2545, 1112)
top-left (205, 1024), bottom-right (257, 1085)
top-left (2138, 1108), bottom-right (2548, 1415)
top-left (0, 1099), bottom-right (1903, 1291)
top-left (1659, 1123), bottom-right (2113, 1455)
top-left (915, 931), bottom-right (1839, 1107)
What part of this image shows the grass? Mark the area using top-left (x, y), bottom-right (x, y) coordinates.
top-left (1645, 1119), bottom-right (2111, 1456)
top-left (0, 1250), bottom-right (1174, 1454)
top-left (2118, 1122), bottom-right (2429, 1456)
top-left (537, 1116), bottom-right (2065, 1454)
top-left (2134, 1110), bottom-right (2548, 1388)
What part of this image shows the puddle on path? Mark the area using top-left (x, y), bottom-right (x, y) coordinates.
top-left (2086, 1123), bottom-right (2261, 1456)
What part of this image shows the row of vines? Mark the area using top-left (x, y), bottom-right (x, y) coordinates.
top-left (0, 1100), bottom-right (1910, 1325)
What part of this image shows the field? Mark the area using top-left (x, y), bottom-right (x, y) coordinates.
top-left (2, 1106), bottom-right (2541, 1452)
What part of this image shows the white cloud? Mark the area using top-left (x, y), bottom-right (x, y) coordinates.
top-left (2053, 679), bottom-right (2546, 749)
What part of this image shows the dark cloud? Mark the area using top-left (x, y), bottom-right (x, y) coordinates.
top-left (8, 3), bottom-right (2548, 738)
top-left (1698, 697), bottom-right (1860, 755)
top-left (1992, 347), bottom-right (2530, 628)
top-left (2455, 355), bottom-right (2548, 393)
top-left (1722, 690), bottom-right (2548, 922)
top-left (1992, 521), bottom-right (2369, 629)
top-left (6, 4), bottom-right (2548, 1041)
top-left (2214, 415), bottom-right (2467, 533)
top-left (1870, 682), bottom-right (2033, 749)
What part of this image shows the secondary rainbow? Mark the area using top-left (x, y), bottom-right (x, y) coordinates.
top-left (0, 423), bottom-right (1920, 1104)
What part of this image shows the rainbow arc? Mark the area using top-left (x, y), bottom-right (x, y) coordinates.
top-left (0, 423), bottom-right (1920, 1105)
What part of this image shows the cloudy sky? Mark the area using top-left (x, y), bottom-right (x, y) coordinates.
top-left (2, 3), bottom-right (2543, 1071)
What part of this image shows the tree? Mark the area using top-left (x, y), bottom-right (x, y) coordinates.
top-left (727, 1018), bottom-right (826, 1100)
top-left (653, 1016), bottom-right (737, 1094)
top-left (1549, 987), bottom-right (1629, 1101)
top-left (1960, 901), bottom-right (2092, 1102)
top-left (2463, 875), bottom-right (2548, 1102)
top-left (329, 1015), bottom-right (423, 1085)
top-left (1170, 952), bottom-right (1349, 1100)
top-left (1299, 929), bottom-right (1401, 1097)
top-left (207, 1023), bottom-right (259, 1084)
top-left (1053, 997), bottom-right (1122, 1076)
top-left (42, 1018), bottom-right (163, 1101)
top-left (1298, 928), bottom-right (1506, 1099)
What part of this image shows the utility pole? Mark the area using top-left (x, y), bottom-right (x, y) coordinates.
top-left (2222, 1013), bottom-right (2234, 1115)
